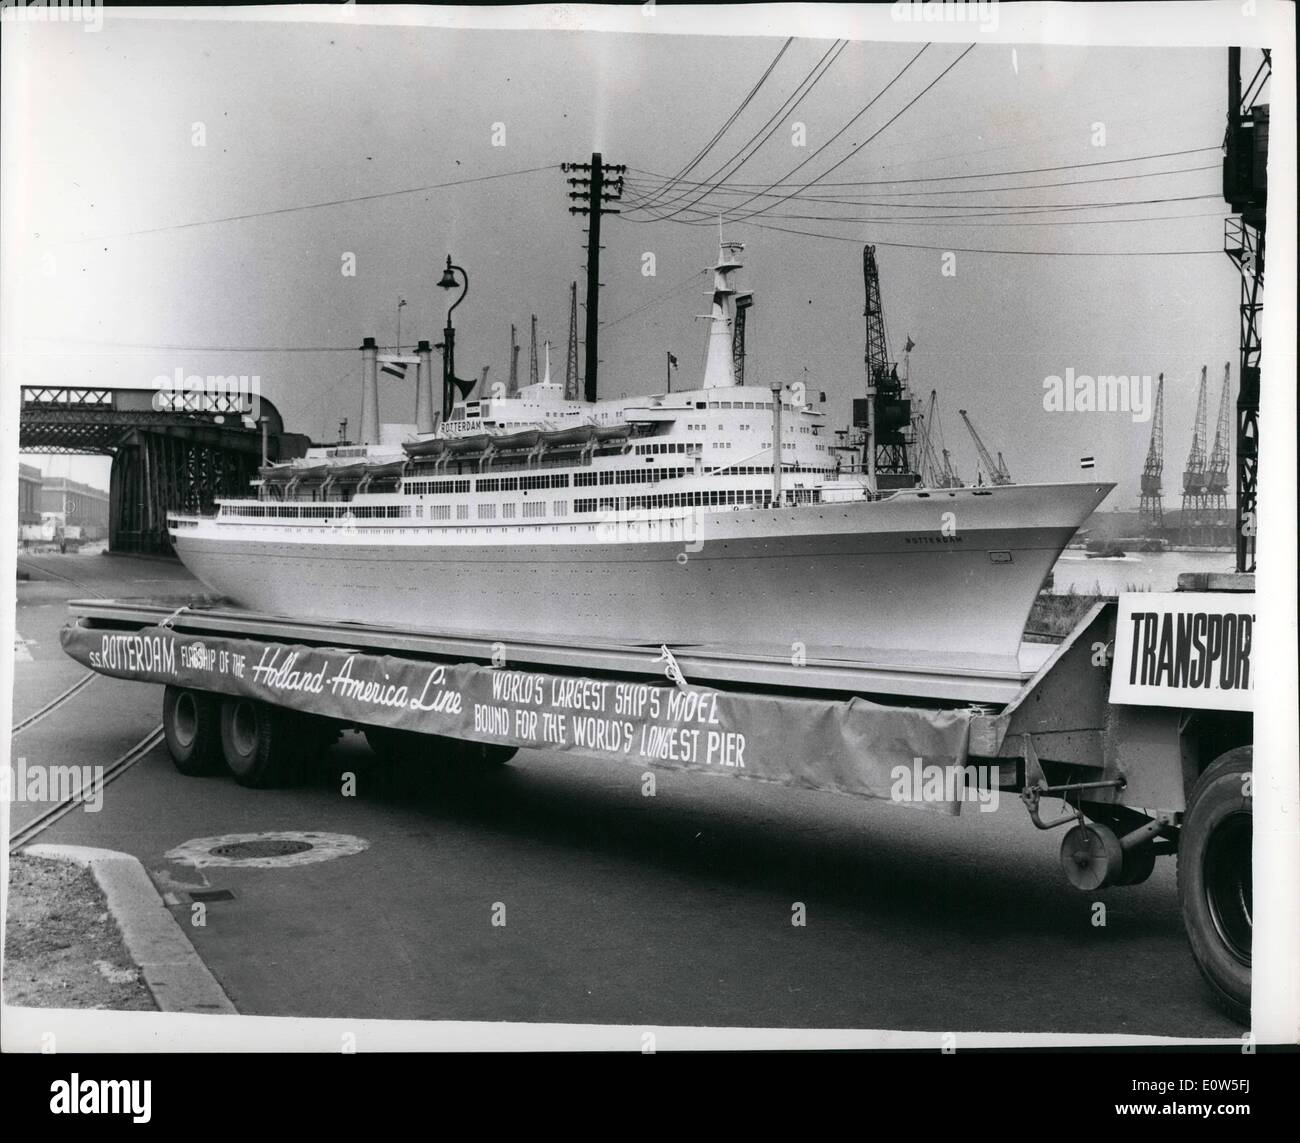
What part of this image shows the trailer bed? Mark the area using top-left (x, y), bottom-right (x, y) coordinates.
top-left (59, 596), bottom-right (1088, 814)
top-left (68, 598), bottom-right (1051, 705)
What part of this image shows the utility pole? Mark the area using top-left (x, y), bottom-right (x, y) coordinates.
top-left (563, 153), bottom-right (626, 403)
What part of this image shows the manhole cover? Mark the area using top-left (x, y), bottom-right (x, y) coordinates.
top-left (210, 839), bottom-right (313, 859)
top-left (166, 831), bottom-right (369, 869)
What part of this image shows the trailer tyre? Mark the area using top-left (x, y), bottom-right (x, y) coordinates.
top-left (162, 686), bottom-right (223, 776)
top-left (364, 728), bottom-right (515, 768)
top-left (1178, 746), bottom-right (1252, 1025)
top-left (219, 697), bottom-right (292, 788)
top-left (458, 741), bottom-right (518, 766)
top-left (363, 726), bottom-right (425, 766)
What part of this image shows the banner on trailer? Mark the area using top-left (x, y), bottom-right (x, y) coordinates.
top-left (61, 622), bottom-right (979, 813)
top-left (1110, 592), bottom-right (1255, 713)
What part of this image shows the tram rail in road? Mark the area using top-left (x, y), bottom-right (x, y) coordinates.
top-left (10, 672), bottom-right (97, 736)
top-left (7, 725), bottom-right (164, 853)
top-left (11, 554), bottom-right (162, 851)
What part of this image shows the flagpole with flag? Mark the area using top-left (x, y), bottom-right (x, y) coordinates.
top-left (666, 351), bottom-right (678, 392)
top-left (378, 353), bottom-right (421, 382)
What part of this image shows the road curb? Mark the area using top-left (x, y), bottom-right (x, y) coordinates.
top-left (23, 844), bottom-right (237, 1015)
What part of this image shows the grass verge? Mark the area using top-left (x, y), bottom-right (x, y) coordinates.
top-left (4, 853), bottom-right (156, 1010)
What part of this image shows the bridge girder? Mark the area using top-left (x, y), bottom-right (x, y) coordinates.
top-left (19, 387), bottom-right (310, 554)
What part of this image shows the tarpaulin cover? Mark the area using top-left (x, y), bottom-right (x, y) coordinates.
top-left (61, 622), bottom-right (976, 814)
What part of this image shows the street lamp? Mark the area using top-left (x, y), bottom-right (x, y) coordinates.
top-left (436, 255), bottom-right (476, 418)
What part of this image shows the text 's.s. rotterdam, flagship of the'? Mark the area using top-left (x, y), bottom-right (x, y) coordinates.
top-left (169, 242), bottom-right (1112, 670)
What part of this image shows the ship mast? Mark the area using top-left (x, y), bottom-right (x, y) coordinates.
top-left (702, 237), bottom-right (745, 389)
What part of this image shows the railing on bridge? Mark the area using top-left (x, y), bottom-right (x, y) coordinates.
top-left (21, 387), bottom-right (113, 407)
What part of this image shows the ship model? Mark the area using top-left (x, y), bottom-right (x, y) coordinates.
top-left (170, 241), bottom-right (1112, 670)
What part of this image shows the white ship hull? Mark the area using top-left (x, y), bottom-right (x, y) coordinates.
top-left (172, 481), bottom-right (1111, 663)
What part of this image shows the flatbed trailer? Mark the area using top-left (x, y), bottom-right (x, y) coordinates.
top-left (60, 575), bottom-right (1255, 1023)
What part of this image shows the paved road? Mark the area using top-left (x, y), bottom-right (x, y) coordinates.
top-left (9, 551), bottom-right (1237, 1035)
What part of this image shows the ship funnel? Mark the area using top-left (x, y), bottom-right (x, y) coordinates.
top-left (360, 337), bottom-right (379, 444)
top-left (415, 340), bottom-right (436, 434)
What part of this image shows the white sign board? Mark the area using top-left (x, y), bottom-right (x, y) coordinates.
top-left (1110, 593), bottom-right (1255, 712)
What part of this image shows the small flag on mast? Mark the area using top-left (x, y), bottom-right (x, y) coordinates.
top-left (1080, 455), bottom-right (1096, 469)
top-left (379, 354), bottom-right (419, 381)
top-left (904, 336), bottom-right (916, 353)
top-left (668, 353), bottom-right (678, 368)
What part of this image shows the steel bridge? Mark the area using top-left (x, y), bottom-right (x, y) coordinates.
top-left (19, 387), bottom-right (310, 554)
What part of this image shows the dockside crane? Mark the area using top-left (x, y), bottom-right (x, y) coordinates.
top-left (1180, 366), bottom-right (1211, 545)
top-left (1223, 46), bottom-right (1268, 572)
top-left (913, 392), bottom-right (943, 488)
top-left (915, 390), bottom-right (963, 488)
top-left (857, 245), bottom-right (914, 487)
top-left (1206, 361), bottom-right (1233, 526)
top-left (1183, 365), bottom-right (1209, 497)
top-left (958, 409), bottom-right (1012, 486)
top-left (1138, 372), bottom-right (1166, 530)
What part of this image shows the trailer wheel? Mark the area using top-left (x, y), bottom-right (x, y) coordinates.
top-left (458, 742), bottom-right (518, 766)
top-left (219, 696), bottom-right (293, 788)
top-left (363, 726), bottom-right (425, 766)
top-left (1178, 746), bottom-right (1252, 1025)
top-left (364, 728), bottom-right (516, 767)
top-left (162, 686), bottom-right (223, 775)
top-left (292, 714), bottom-right (341, 767)
top-left (1113, 844), bottom-right (1158, 887)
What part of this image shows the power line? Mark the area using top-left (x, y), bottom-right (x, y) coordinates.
top-left (710, 43), bottom-right (935, 220)
top-left (625, 161), bottom-right (1219, 206)
top-left (622, 145), bottom-right (1222, 193)
top-left (602, 269), bottom-right (709, 331)
top-left (669, 205), bottom-right (1228, 230)
top-left (27, 337), bottom-right (359, 353)
top-left (626, 41), bottom-right (842, 219)
top-left (729, 44), bottom-right (979, 223)
top-left (674, 192), bottom-right (1223, 224)
top-left (628, 40), bottom-right (848, 222)
top-left (58, 165), bottom-right (556, 244)
top-left (725, 216), bottom-right (1221, 256)
top-left (634, 37), bottom-right (795, 214)
top-left (795, 95), bottom-right (1223, 182)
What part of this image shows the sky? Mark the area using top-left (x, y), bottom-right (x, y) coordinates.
top-left (5, 11), bottom-right (1250, 506)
